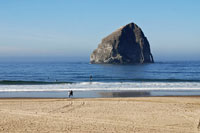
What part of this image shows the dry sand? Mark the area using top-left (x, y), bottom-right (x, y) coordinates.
top-left (0, 97), bottom-right (200, 133)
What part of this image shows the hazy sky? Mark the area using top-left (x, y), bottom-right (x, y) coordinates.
top-left (0, 0), bottom-right (200, 61)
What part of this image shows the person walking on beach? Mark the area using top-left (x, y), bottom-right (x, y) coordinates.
top-left (68, 90), bottom-right (73, 98)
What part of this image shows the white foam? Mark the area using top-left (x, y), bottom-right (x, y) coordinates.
top-left (0, 82), bottom-right (200, 92)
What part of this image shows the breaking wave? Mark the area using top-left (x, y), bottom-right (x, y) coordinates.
top-left (0, 81), bottom-right (200, 92)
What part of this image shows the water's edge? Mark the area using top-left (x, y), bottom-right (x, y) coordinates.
top-left (1, 90), bottom-right (200, 98)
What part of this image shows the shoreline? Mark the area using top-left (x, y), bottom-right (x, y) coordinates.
top-left (1, 89), bottom-right (200, 98)
top-left (1, 95), bottom-right (200, 99)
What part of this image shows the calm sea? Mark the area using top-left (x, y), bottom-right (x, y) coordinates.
top-left (0, 61), bottom-right (200, 97)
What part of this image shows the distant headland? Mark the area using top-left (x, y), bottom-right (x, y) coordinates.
top-left (90, 22), bottom-right (154, 64)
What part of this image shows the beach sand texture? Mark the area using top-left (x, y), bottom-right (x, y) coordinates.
top-left (0, 97), bottom-right (200, 133)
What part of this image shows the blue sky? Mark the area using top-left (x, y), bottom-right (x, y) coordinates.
top-left (0, 0), bottom-right (200, 61)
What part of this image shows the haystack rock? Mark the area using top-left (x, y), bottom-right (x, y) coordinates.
top-left (90, 22), bottom-right (154, 64)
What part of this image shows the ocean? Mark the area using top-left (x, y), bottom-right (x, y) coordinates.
top-left (0, 61), bottom-right (200, 98)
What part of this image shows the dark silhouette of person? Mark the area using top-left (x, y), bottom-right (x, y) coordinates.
top-left (68, 90), bottom-right (73, 98)
top-left (90, 75), bottom-right (93, 81)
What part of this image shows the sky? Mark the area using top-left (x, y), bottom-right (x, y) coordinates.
top-left (0, 0), bottom-right (200, 61)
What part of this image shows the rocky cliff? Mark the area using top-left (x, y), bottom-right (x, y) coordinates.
top-left (90, 22), bottom-right (154, 64)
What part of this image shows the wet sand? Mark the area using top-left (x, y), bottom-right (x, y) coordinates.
top-left (0, 97), bottom-right (200, 132)
top-left (2, 90), bottom-right (200, 98)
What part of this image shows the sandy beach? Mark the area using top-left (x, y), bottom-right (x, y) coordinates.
top-left (0, 97), bottom-right (200, 133)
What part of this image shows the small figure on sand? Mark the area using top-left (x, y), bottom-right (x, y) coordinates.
top-left (68, 90), bottom-right (73, 98)
top-left (90, 75), bottom-right (93, 81)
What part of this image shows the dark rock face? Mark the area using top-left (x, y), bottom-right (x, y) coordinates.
top-left (90, 22), bottom-right (154, 64)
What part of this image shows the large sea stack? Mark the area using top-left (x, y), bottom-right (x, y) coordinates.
top-left (90, 22), bottom-right (154, 64)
